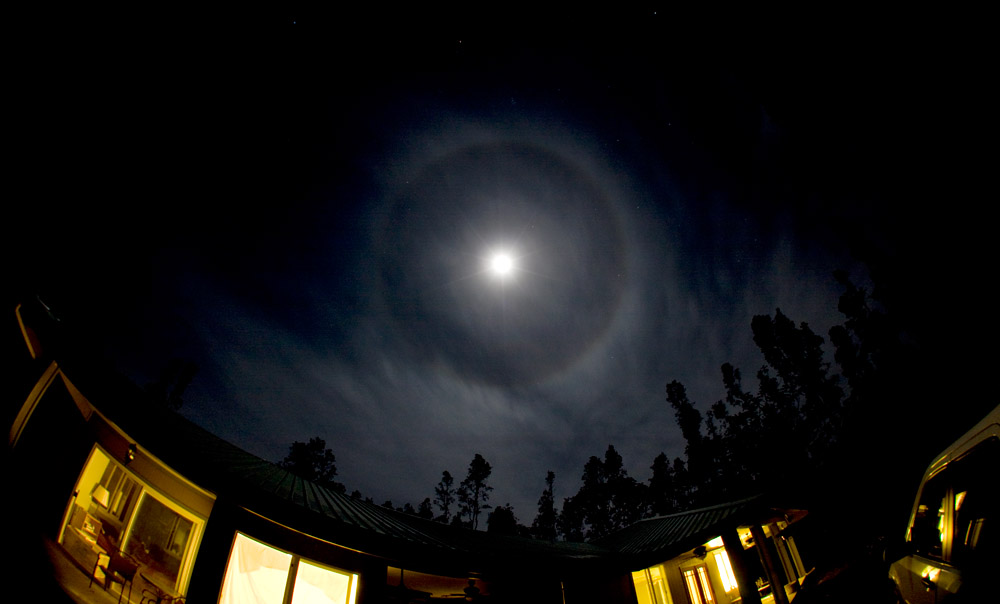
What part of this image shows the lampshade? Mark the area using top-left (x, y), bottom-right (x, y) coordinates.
top-left (92, 485), bottom-right (111, 508)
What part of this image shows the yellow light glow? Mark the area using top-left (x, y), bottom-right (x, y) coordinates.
top-left (715, 550), bottom-right (738, 593)
top-left (349, 574), bottom-right (358, 604)
top-left (705, 536), bottom-right (724, 549)
top-left (955, 491), bottom-right (966, 511)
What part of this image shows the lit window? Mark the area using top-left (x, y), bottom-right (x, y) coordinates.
top-left (682, 566), bottom-right (715, 604)
top-left (955, 491), bottom-right (966, 511)
top-left (220, 533), bottom-right (358, 604)
top-left (292, 560), bottom-right (357, 604)
top-left (714, 550), bottom-right (738, 592)
top-left (682, 569), bottom-right (703, 604)
top-left (696, 566), bottom-right (714, 603)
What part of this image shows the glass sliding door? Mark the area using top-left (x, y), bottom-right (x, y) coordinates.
top-left (123, 492), bottom-right (198, 590)
top-left (58, 445), bottom-right (206, 596)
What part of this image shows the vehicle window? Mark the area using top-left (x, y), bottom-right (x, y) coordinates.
top-left (910, 436), bottom-right (999, 563)
top-left (950, 437), bottom-right (998, 565)
top-left (912, 470), bottom-right (947, 559)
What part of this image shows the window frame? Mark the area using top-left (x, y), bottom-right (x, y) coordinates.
top-left (60, 444), bottom-right (206, 596)
top-left (220, 531), bottom-right (359, 604)
top-left (681, 564), bottom-right (715, 604)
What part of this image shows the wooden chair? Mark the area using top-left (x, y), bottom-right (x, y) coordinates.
top-left (90, 529), bottom-right (140, 603)
top-left (140, 589), bottom-right (184, 603)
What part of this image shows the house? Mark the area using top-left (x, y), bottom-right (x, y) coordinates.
top-left (599, 500), bottom-right (813, 604)
top-left (6, 300), bottom-right (812, 603)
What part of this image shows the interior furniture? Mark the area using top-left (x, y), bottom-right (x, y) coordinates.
top-left (90, 529), bottom-right (140, 604)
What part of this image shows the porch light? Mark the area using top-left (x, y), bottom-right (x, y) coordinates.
top-left (126, 443), bottom-right (137, 465)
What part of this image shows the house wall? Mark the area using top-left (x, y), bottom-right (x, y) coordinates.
top-left (9, 371), bottom-right (93, 539)
top-left (187, 499), bottom-right (387, 603)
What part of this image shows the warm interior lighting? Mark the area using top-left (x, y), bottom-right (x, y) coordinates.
top-left (222, 534), bottom-right (359, 604)
top-left (91, 485), bottom-right (111, 508)
top-left (955, 491), bottom-right (966, 511)
top-left (737, 526), bottom-right (754, 548)
top-left (292, 560), bottom-right (356, 604)
top-left (683, 569), bottom-right (703, 604)
top-left (715, 550), bottom-right (738, 592)
top-left (705, 536), bottom-right (724, 549)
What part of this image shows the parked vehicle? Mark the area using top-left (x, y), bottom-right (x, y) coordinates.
top-left (887, 404), bottom-right (999, 602)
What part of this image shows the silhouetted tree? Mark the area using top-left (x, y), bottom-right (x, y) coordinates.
top-left (666, 383), bottom-right (717, 502)
top-left (416, 497), bottom-right (434, 519)
top-left (647, 453), bottom-right (676, 516)
top-left (434, 470), bottom-right (456, 523)
top-left (665, 307), bottom-right (847, 506)
top-left (558, 445), bottom-right (644, 540)
top-left (279, 437), bottom-right (344, 493)
top-left (531, 471), bottom-right (558, 540)
top-left (486, 503), bottom-right (519, 535)
top-left (458, 454), bottom-right (493, 530)
top-left (556, 496), bottom-right (585, 541)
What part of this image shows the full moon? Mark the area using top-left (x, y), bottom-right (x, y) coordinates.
top-left (490, 253), bottom-right (514, 277)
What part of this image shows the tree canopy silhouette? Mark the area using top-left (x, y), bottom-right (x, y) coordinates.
top-left (458, 454), bottom-right (493, 530)
top-left (434, 470), bottom-right (456, 524)
top-left (557, 445), bottom-right (646, 541)
top-left (279, 437), bottom-right (344, 493)
top-left (531, 471), bottom-right (558, 540)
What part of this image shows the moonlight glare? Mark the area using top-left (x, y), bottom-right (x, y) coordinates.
top-left (489, 252), bottom-right (514, 278)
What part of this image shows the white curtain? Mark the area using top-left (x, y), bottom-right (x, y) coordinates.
top-left (219, 533), bottom-right (293, 604)
top-left (291, 561), bottom-right (352, 604)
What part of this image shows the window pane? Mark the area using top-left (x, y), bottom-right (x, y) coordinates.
top-left (220, 533), bottom-right (293, 604)
top-left (631, 570), bottom-right (654, 604)
top-left (292, 561), bottom-right (356, 604)
top-left (696, 566), bottom-right (714, 602)
top-left (951, 438), bottom-right (999, 564)
top-left (912, 473), bottom-right (947, 558)
top-left (715, 550), bottom-right (737, 592)
top-left (683, 569), bottom-right (703, 604)
top-left (124, 494), bottom-right (194, 588)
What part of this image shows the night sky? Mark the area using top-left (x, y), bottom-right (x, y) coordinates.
top-left (15, 11), bottom-right (991, 522)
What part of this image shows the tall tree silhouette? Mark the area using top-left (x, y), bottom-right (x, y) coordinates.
top-left (458, 454), bottom-right (493, 530)
top-left (647, 453), bottom-right (677, 516)
top-left (665, 308), bottom-right (845, 506)
top-left (531, 471), bottom-right (558, 540)
top-left (433, 470), bottom-right (456, 523)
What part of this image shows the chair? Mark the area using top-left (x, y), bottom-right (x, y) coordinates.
top-left (90, 529), bottom-right (140, 603)
top-left (140, 589), bottom-right (184, 603)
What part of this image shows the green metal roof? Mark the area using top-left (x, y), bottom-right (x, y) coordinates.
top-left (56, 355), bottom-right (617, 570)
top-left (595, 497), bottom-right (766, 567)
top-left (52, 354), bottom-right (798, 575)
